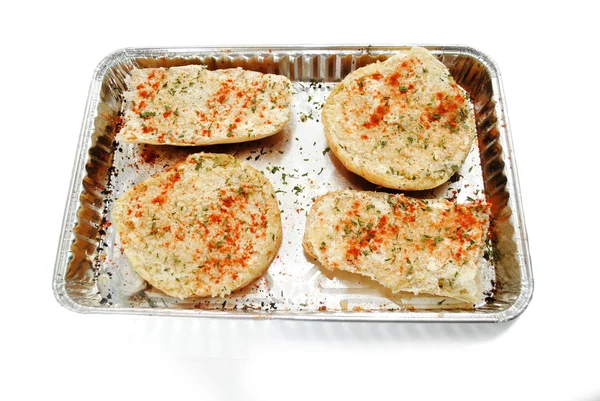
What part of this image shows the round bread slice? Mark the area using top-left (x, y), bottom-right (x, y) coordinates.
top-left (117, 65), bottom-right (292, 146)
top-left (322, 47), bottom-right (477, 190)
top-left (113, 153), bottom-right (282, 299)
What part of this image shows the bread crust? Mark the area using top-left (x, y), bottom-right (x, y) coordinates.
top-left (322, 47), bottom-right (477, 190)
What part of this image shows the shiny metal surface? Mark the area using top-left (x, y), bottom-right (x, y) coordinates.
top-left (53, 45), bottom-right (533, 321)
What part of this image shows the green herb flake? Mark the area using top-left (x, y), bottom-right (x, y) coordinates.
top-left (139, 111), bottom-right (156, 118)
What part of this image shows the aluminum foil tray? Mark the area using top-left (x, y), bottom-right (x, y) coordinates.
top-left (53, 45), bottom-right (533, 321)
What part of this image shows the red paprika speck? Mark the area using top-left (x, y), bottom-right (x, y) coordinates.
top-left (222, 195), bottom-right (235, 209)
top-left (346, 246), bottom-right (360, 261)
top-left (387, 72), bottom-right (400, 87)
top-left (168, 172), bottom-right (181, 185)
top-left (132, 100), bottom-right (147, 114)
top-left (152, 195), bottom-right (167, 205)
top-left (175, 229), bottom-right (185, 241)
top-left (379, 215), bottom-right (388, 226)
top-left (456, 208), bottom-right (477, 229)
top-left (363, 104), bottom-right (389, 129)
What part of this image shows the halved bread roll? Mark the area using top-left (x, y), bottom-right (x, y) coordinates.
top-left (117, 65), bottom-right (292, 146)
top-left (303, 190), bottom-right (490, 303)
top-left (322, 47), bottom-right (477, 190)
top-left (113, 153), bottom-right (282, 299)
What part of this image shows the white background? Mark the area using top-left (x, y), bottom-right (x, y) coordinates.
top-left (2, 1), bottom-right (598, 400)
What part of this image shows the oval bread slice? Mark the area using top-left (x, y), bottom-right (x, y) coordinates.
top-left (303, 190), bottom-right (490, 303)
top-left (117, 66), bottom-right (292, 146)
top-left (322, 47), bottom-right (477, 190)
top-left (113, 153), bottom-right (282, 299)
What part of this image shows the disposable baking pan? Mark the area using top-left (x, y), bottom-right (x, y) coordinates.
top-left (53, 45), bottom-right (533, 321)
